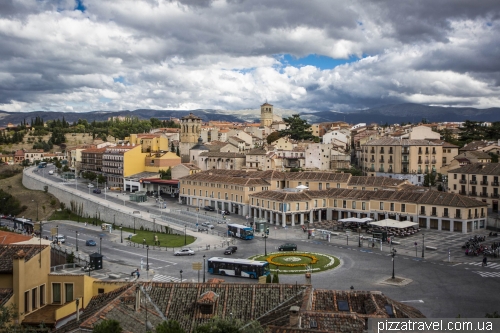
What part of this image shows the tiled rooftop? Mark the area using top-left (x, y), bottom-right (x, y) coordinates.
top-left (449, 163), bottom-right (500, 176)
top-left (0, 245), bottom-right (47, 273)
top-left (199, 152), bottom-right (246, 158)
top-left (0, 231), bottom-right (33, 244)
top-left (348, 176), bottom-right (406, 187)
top-left (0, 288), bottom-right (13, 306)
top-left (364, 138), bottom-right (440, 146)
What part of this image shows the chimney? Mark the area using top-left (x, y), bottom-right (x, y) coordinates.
top-left (135, 286), bottom-right (141, 311)
top-left (289, 306), bottom-right (301, 327)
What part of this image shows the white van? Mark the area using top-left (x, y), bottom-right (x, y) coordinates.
top-left (48, 170), bottom-right (54, 175)
top-left (54, 234), bottom-right (66, 243)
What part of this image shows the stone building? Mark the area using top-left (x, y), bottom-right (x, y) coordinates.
top-left (261, 102), bottom-right (273, 127)
top-left (179, 113), bottom-right (202, 162)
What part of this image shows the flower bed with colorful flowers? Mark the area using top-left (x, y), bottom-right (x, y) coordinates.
top-left (248, 251), bottom-right (340, 274)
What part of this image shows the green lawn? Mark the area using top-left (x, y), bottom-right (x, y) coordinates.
top-left (249, 251), bottom-right (340, 274)
top-left (48, 210), bottom-right (196, 247)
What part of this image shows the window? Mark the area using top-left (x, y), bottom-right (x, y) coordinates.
top-left (352, 201), bottom-right (356, 209)
top-left (334, 199), bottom-right (337, 207)
top-left (336, 183), bottom-right (340, 188)
top-left (362, 202), bottom-right (366, 210)
top-left (326, 183), bottom-right (330, 189)
top-left (401, 204), bottom-right (406, 212)
top-left (379, 202), bottom-right (384, 210)
top-left (25, 291), bottom-right (30, 313)
top-left (98, 288), bottom-right (105, 294)
top-left (40, 285), bottom-right (45, 306)
top-left (323, 199), bottom-right (326, 207)
top-left (314, 200), bottom-right (318, 208)
top-left (32, 287), bottom-right (37, 310)
top-left (390, 203), bottom-right (394, 211)
top-left (52, 283), bottom-right (61, 304)
top-left (305, 202), bottom-right (309, 210)
top-left (319, 183), bottom-right (322, 190)
top-left (296, 203), bottom-right (300, 211)
top-left (65, 284), bottom-right (74, 303)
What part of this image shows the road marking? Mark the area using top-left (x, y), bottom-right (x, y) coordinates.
top-left (400, 300), bottom-right (424, 303)
top-left (152, 274), bottom-right (182, 282)
top-left (452, 263), bottom-right (462, 266)
top-left (112, 248), bottom-right (177, 264)
top-left (472, 271), bottom-right (500, 278)
top-left (463, 262), bottom-right (500, 269)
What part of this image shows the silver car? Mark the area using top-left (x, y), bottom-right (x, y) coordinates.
top-left (174, 248), bottom-right (195, 256)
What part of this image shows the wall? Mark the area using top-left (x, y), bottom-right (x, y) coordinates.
top-left (22, 168), bottom-right (156, 233)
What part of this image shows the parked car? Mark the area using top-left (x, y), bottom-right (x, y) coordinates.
top-left (197, 227), bottom-right (208, 232)
top-left (217, 220), bottom-right (226, 224)
top-left (48, 170), bottom-right (54, 175)
top-left (201, 222), bottom-right (215, 229)
top-left (278, 243), bottom-right (297, 251)
top-left (93, 188), bottom-right (101, 194)
top-left (221, 210), bottom-right (230, 215)
top-left (53, 235), bottom-right (66, 244)
top-left (204, 206), bottom-right (215, 211)
top-left (86, 239), bottom-right (97, 246)
top-left (87, 183), bottom-right (94, 188)
top-left (174, 248), bottom-right (195, 256)
top-left (224, 246), bottom-right (238, 255)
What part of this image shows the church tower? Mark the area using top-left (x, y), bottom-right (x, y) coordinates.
top-left (179, 113), bottom-right (202, 163)
top-left (260, 102), bottom-right (273, 127)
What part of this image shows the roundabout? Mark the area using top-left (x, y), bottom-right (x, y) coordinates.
top-left (249, 251), bottom-right (340, 274)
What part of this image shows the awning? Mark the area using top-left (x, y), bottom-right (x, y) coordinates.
top-left (369, 219), bottom-right (418, 229)
top-left (338, 217), bottom-right (373, 224)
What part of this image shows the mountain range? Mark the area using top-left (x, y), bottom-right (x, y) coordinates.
top-left (0, 103), bottom-right (498, 127)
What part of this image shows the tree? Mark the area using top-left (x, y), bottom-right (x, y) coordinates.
top-left (92, 319), bottom-right (123, 333)
top-left (156, 319), bottom-right (186, 333)
top-left (266, 131), bottom-right (281, 144)
top-left (272, 272), bottom-right (279, 283)
top-left (266, 273), bottom-right (272, 283)
top-left (423, 173), bottom-right (436, 187)
top-left (278, 114), bottom-right (317, 141)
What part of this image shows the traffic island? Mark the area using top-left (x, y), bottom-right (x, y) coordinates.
top-left (379, 277), bottom-right (413, 286)
top-left (248, 251), bottom-right (341, 274)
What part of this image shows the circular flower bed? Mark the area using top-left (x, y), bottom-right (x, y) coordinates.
top-left (249, 251), bottom-right (340, 274)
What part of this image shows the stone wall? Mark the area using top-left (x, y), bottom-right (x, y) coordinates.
top-left (22, 167), bottom-right (156, 232)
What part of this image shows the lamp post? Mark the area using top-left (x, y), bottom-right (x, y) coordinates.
top-left (180, 270), bottom-right (183, 282)
top-left (75, 231), bottom-right (79, 252)
top-left (422, 233), bottom-right (425, 258)
top-left (184, 224), bottom-right (187, 245)
top-left (263, 233), bottom-right (268, 256)
top-left (146, 245), bottom-right (149, 271)
top-left (120, 224), bottom-right (123, 243)
top-left (391, 248), bottom-right (397, 279)
top-left (203, 255), bottom-right (206, 283)
top-left (358, 227), bottom-right (361, 247)
top-left (113, 214), bottom-right (115, 226)
top-left (56, 225), bottom-right (59, 240)
top-left (99, 237), bottom-right (102, 255)
top-left (414, 242), bottom-right (418, 257)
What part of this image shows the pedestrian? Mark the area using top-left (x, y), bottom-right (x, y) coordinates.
top-left (154, 235), bottom-right (158, 246)
top-left (482, 256), bottom-right (488, 267)
top-left (85, 222), bottom-right (87, 227)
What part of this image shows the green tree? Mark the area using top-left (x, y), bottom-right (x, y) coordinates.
top-left (92, 319), bottom-right (123, 333)
top-left (160, 167), bottom-right (172, 180)
top-left (266, 273), bottom-right (272, 283)
top-left (97, 174), bottom-right (107, 185)
top-left (266, 131), bottom-right (281, 144)
top-left (156, 319), bottom-right (186, 333)
top-left (272, 272), bottom-right (279, 283)
top-left (278, 114), bottom-right (317, 141)
top-left (423, 173), bottom-right (436, 187)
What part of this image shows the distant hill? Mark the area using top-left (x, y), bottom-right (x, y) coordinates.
top-left (0, 103), bottom-right (498, 126)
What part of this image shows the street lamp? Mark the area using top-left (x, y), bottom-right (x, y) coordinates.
top-left (75, 231), bottom-right (79, 252)
top-left (422, 233), bottom-right (425, 258)
top-left (358, 227), bottom-right (361, 247)
top-left (146, 245), bottom-right (149, 271)
top-left (203, 255), bottom-right (206, 283)
top-left (391, 248), bottom-right (397, 279)
top-left (99, 237), bottom-right (102, 255)
top-left (263, 233), bottom-right (268, 256)
top-left (180, 270), bottom-right (183, 282)
top-left (120, 224), bottom-right (123, 243)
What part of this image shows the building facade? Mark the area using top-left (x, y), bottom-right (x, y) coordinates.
top-left (179, 113), bottom-right (202, 163)
top-left (260, 102), bottom-right (273, 127)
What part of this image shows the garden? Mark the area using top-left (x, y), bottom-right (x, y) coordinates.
top-left (248, 251), bottom-right (340, 274)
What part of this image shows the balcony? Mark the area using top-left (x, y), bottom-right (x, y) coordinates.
top-left (431, 212), bottom-right (437, 217)
top-left (459, 190), bottom-right (467, 195)
top-left (388, 169), bottom-right (393, 173)
top-left (431, 160), bottom-right (436, 164)
top-left (379, 168), bottom-right (385, 172)
top-left (380, 150), bottom-right (385, 154)
top-left (491, 193), bottom-right (499, 198)
top-left (480, 214), bottom-right (486, 218)
top-left (469, 192), bottom-right (477, 197)
top-left (470, 180), bottom-right (477, 185)
top-left (402, 149), bottom-right (410, 154)
top-left (370, 149), bottom-right (375, 154)
top-left (388, 159), bottom-right (394, 163)
top-left (418, 160), bottom-right (423, 164)
top-left (479, 192), bottom-right (489, 198)
top-left (389, 150), bottom-right (393, 154)
top-left (442, 213), bottom-right (449, 218)
top-left (424, 160), bottom-right (430, 164)
top-left (379, 158), bottom-right (385, 163)
top-left (370, 159), bottom-right (375, 162)
top-left (402, 169), bottom-right (409, 174)
top-left (369, 167), bottom-right (375, 172)
top-left (481, 181), bottom-right (488, 185)
top-left (492, 182), bottom-right (499, 186)
top-left (418, 150), bottom-right (422, 155)
top-left (401, 160), bottom-right (409, 164)
top-left (459, 179), bottom-right (467, 184)
top-left (468, 215), bottom-right (473, 219)
top-left (431, 150), bottom-right (436, 155)
top-left (455, 214), bottom-right (461, 219)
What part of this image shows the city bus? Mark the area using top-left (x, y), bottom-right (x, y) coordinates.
top-left (38, 162), bottom-right (47, 168)
top-left (227, 223), bottom-right (254, 240)
top-left (207, 257), bottom-right (270, 279)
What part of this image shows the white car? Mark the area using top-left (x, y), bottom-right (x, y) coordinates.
top-left (48, 170), bottom-right (54, 175)
top-left (201, 222), bottom-right (215, 229)
top-left (87, 183), bottom-right (94, 188)
top-left (174, 248), bottom-right (195, 256)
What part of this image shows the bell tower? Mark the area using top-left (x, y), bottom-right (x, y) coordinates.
top-left (260, 102), bottom-right (273, 127)
top-left (180, 113), bottom-right (202, 162)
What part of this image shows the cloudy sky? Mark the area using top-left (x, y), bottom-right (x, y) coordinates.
top-left (0, 0), bottom-right (499, 113)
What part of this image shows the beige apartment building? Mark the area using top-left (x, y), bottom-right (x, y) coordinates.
top-left (360, 138), bottom-right (445, 185)
top-left (448, 163), bottom-right (500, 213)
top-left (179, 170), bottom-right (486, 233)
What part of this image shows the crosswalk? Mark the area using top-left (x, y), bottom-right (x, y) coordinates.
top-left (463, 262), bottom-right (500, 269)
top-left (472, 271), bottom-right (500, 278)
top-left (152, 274), bottom-right (183, 283)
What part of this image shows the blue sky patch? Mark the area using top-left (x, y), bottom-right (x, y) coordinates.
top-left (278, 54), bottom-right (358, 70)
top-left (75, 0), bottom-right (86, 12)
top-left (99, 97), bottom-right (112, 103)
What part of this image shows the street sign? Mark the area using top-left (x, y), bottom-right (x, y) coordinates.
top-left (192, 262), bottom-right (202, 270)
top-left (258, 276), bottom-right (267, 284)
top-left (51, 227), bottom-right (57, 236)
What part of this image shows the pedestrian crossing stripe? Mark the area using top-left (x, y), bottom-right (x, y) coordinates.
top-left (464, 262), bottom-right (500, 269)
top-left (473, 271), bottom-right (500, 278)
top-left (152, 274), bottom-right (183, 283)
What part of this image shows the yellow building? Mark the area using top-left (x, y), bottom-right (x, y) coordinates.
top-left (127, 133), bottom-right (170, 153)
